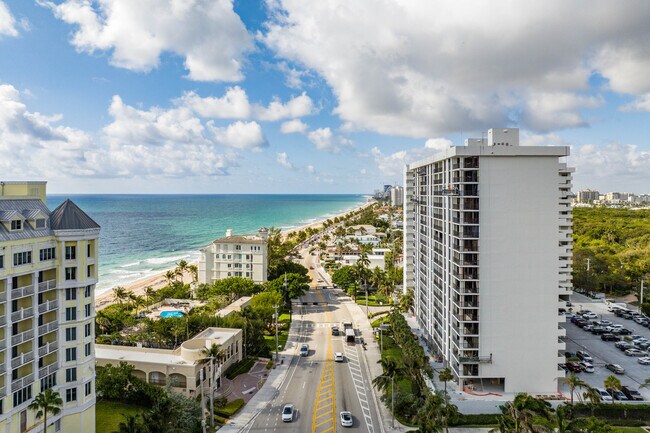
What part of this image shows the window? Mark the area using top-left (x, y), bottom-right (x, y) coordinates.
top-left (87, 265), bottom-right (92, 278)
top-left (85, 342), bottom-right (92, 357)
top-left (85, 381), bottom-right (92, 396)
top-left (65, 327), bottom-right (77, 341)
top-left (39, 247), bottom-right (55, 261)
top-left (35, 218), bottom-right (46, 229)
top-left (84, 323), bottom-right (91, 337)
top-left (65, 307), bottom-right (77, 321)
top-left (65, 267), bottom-right (76, 281)
top-left (65, 246), bottom-right (76, 260)
top-left (65, 347), bottom-right (77, 362)
top-left (13, 251), bottom-right (32, 266)
top-left (84, 304), bottom-right (91, 318)
top-left (235, 245), bottom-right (241, 250)
top-left (10, 220), bottom-right (22, 231)
top-left (55, 420), bottom-right (61, 432)
top-left (87, 244), bottom-right (92, 257)
top-left (12, 385), bottom-right (32, 408)
top-left (65, 387), bottom-right (77, 402)
top-left (41, 373), bottom-right (56, 392)
top-left (65, 288), bottom-right (77, 301)
top-left (66, 368), bottom-right (77, 383)
top-left (0, 255), bottom-right (3, 269)
top-left (84, 286), bottom-right (91, 298)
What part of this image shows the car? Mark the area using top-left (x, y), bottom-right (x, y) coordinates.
top-left (625, 348), bottom-right (645, 357)
top-left (309, 266), bottom-right (314, 270)
top-left (590, 326), bottom-right (606, 335)
top-left (579, 362), bottom-right (594, 373)
top-left (575, 320), bottom-right (588, 328)
top-left (566, 362), bottom-right (582, 372)
top-left (331, 326), bottom-right (339, 336)
top-left (614, 328), bottom-right (633, 335)
top-left (621, 386), bottom-right (644, 401)
top-left (282, 404), bottom-right (295, 422)
top-left (559, 363), bottom-right (567, 371)
top-left (605, 363), bottom-right (625, 374)
top-left (334, 352), bottom-right (344, 362)
top-left (564, 351), bottom-right (576, 359)
top-left (601, 333), bottom-right (621, 342)
top-left (583, 313), bottom-right (598, 320)
top-left (634, 316), bottom-right (648, 324)
top-left (576, 351), bottom-right (593, 363)
top-left (578, 309), bottom-right (592, 315)
top-left (596, 388), bottom-right (613, 402)
top-left (582, 325), bottom-right (593, 332)
top-left (607, 389), bottom-right (629, 401)
top-left (599, 320), bottom-right (613, 326)
top-left (638, 357), bottom-right (650, 365)
top-left (566, 301), bottom-right (573, 307)
top-left (621, 312), bottom-right (634, 320)
top-left (617, 342), bottom-right (633, 351)
top-left (340, 411), bottom-right (353, 427)
top-left (300, 344), bottom-right (309, 357)
top-left (633, 337), bottom-right (649, 345)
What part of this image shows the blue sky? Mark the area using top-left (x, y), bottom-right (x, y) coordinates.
top-left (1, 1), bottom-right (649, 195)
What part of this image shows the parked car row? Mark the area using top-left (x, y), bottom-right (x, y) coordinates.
top-left (595, 385), bottom-right (645, 402)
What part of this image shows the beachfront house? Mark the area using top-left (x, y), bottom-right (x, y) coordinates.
top-left (96, 327), bottom-right (243, 398)
top-left (198, 228), bottom-right (269, 285)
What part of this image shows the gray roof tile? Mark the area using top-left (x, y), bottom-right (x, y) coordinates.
top-left (50, 199), bottom-right (100, 230)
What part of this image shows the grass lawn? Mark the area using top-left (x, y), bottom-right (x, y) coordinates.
top-left (225, 356), bottom-right (257, 379)
top-left (355, 295), bottom-right (392, 307)
top-left (611, 428), bottom-right (648, 433)
top-left (264, 331), bottom-right (289, 354)
top-left (96, 400), bottom-right (146, 433)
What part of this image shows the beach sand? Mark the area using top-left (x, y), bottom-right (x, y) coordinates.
top-left (95, 199), bottom-right (374, 310)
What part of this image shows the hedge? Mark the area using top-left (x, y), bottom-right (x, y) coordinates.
top-left (450, 413), bottom-right (500, 426)
top-left (214, 399), bottom-right (245, 418)
top-left (225, 356), bottom-right (257, 380)
top-left (572, 403), bottom-right (650, 421)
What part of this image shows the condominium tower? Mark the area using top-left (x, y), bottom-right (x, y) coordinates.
top-left (0, 182), bottom-right (99, 432)
top-left (404, 129), bottom-right (573, 394)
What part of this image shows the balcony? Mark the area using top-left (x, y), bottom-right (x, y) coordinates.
top-left (11, 307), bottom-right (34, 322)
top-left (38, 320), bottom-right (59, 335)
top-left (38, 341), bottom-right (58, 357)
top-left (11, 373), bottom-right (34, 392)
top-left (38, 279), bottom-right (57, 293)
top-left (11, 329), bottom-right (34, 346)
top-left (459, 354), bottom-right (492, 364)
top-left (38, 363), bottom-right (58, 379)
top-left (12, 284), bottom-right (34, 299)
top-left (38, 299), bottom-right (58, 314)
top-left (11, 351), bottom-right (34, 369)
top-left (0, 291), bottom-right (6, 303)
top-left (0, 315), bottom-right (6, 326)
top-left (0, 385), bottom-right (5, 397)
top-left (0, 362), bottom-right (5, 374)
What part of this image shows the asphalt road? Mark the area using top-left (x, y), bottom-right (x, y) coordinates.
top-left (244, 250), bottom-right (381, 433)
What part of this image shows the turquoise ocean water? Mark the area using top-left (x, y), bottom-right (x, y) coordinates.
top-left (46, 194), bottom-right (368, 294)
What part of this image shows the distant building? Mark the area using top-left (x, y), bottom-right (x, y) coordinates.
top-left (577, 189), bottom-right (599, 203)
top-left (390, 186), bottom-right (404, 207)
top-left (96, 327), bottom-right (242, 398)
top-left (198, 228), bottom-right (269, 284)
top-left (337, 248), bottom-right (390, 270)
top-left (0, 181), bottom-right (99, 432)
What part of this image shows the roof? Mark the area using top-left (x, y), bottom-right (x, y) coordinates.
top-left (0, 199), bottom-right (53, 242)
top-left (50, 199), bottom-right (100, 230)
top-left (212, 235), bottom-right (266, 245)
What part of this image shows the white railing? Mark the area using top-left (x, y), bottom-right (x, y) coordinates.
top-left (11, 373), bottom-right (34, 392)
top-left (38, 341), bottom-right (58, 357)
top-left (11, 329), bottom-right (34, 346)
top-left (0, 291), bottom-right (6, 303)
top-left (12, 284), bottom-right (34, 299)
top-left (38, 299), bottom-right (58, 314)
top-left (38, 363), bottom-right (58, 379)
top-left (11, 351), bottom-right (34, 369)
top-left (11, 307), bottom-right (34, 322)
top-left (38, 279), bottom-right (56, 293)
top-left (38, 320), bottom-right (59, 335)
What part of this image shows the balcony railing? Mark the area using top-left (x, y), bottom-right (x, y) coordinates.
top-left (11, 329), bottom-right (34, 346)
top-left (11, 351), bottom-right (34, 369)
top-left (12, 284), bottom-right (35, 299)
top-left (11, 307), bottom-right (34, 322)
top-left (0, 291), bottom-right (6, 303)
top-left (11, 373), bottom-right (35, 392)
top-left (0, 362), bottom-right (5, 374)
top-left (38, 299), bottom-right (58, 314)
top-left (38, 279), bottom-right (57, 293)
top-left (39, 363), bottom-right (58, 379)
top-left (38, 341), bottom-right (58, 357)
top-left (38, 320), bottom-right (59, 335)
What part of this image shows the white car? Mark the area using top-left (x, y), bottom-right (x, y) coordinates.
top-left (579, 362), bottom-right (594, 373)
top-left (638, 357), bottom-right (650, 365)
top-left (625, 348), bottom-right (645, 357)
top-left (583, 313), bottom-right (598, 320)
top-left (340, 411), bottom-right (353, 427)
top-left (282, 404), bottom-right (295, 422)
top-left (596, 388), bottom-right (613, 402)
top-left (334, 352), bottom-right (344, 362)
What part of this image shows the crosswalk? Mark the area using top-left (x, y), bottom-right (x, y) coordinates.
top-left (343, 345), bottom-right (374, 433)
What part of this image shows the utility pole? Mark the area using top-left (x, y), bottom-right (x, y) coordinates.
top-left (209, 355), bottom-right (215, 429)
top-left (200, 369), bottom-right (206, 433)
top-left (640, 279), bottom-right (645, 313)
top-left (283, 273), bottom-right (290, 320)
top-left (274, 304), bottom-right (279, 362)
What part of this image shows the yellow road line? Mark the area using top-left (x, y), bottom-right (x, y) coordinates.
top-left (312, 289), bottom-right (336, 433)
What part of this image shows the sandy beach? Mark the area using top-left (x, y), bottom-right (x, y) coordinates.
top-left (95, 198), bottom-right (374, 310)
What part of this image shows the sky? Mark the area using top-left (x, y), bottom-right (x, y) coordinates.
top-left (1, 1), bottom-right (649, 195)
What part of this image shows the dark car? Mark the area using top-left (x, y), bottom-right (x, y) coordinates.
top-left (615, 328), bottom-right (633, 335)
top-left (621, 386), bottom-right (644, 401)
top-left (590, 326), bottom-right (606, 335)
top-left (607, 388), bottom-right (629, 401)
top-left (564, 351), bottom-right (576, 359)
top-left (331, 326), bottom-right (339, 336)
top-left (601, 333), bottom-right (621, 342)
top-left (616, 342), bottom-right (633, 351)
top-left (566, 362), bottom-right (582, 372)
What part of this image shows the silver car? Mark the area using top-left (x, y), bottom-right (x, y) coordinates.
top-left (282, 404), bottom-right (294, 422)
top-left (340, 411), bottom-right (353, 427)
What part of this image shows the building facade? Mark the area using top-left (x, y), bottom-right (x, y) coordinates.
top-left (390, 186), bottom-right (404, 207)
top-left (576, 189), bottom-right (599, 203)
top-left (198, 228), bottom-right (269, 285)
top-left (0, 181), bottom-right (99, 432)
top-left (404, 129), bottom-right (573, 394)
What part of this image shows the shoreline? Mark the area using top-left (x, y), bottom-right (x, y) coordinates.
top-left (95, 198), bottom-right (374, 310)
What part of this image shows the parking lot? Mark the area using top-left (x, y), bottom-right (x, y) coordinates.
top-left (562, 294), bottom-right (650, 400)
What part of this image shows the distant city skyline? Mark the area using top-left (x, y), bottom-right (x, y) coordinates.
top-left (1, 1), bottom-right (649, 194)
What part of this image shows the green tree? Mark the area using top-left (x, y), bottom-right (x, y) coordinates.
top-left (561, 372), bottom-right (587, 406)
top-left (113, 414), bottom-right (147, 433)
top-left (250, 291), bottom-right (283, 327)
top-left (144, 286), bottom-right (156, 306)
top-left (438, 368), bottom-right (454, 404)
top-left (113, 286), bottom-right (128, 304)
top-left (332, 266), bottom-right (357, 288)
top-left (28, 389), bottom-right (63, 433)
top-left (603, 375), bottom-right (621, 403)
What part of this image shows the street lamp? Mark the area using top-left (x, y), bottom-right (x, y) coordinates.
top-left (273, 304), bottom-right (279, 362)
top-left (376, 375), bottom-right (395, 428)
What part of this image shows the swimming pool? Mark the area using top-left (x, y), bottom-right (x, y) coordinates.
top-left (159, 310), bottom-right (185, 318)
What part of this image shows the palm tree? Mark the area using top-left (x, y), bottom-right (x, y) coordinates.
top-left (96, 312), bottom-right (111, 335)
top-left (113, 414), bottom-right (147, 433)
top-left (491, 393), bottom-right (553, 433)
top-left (640, 378), bottom-right (650, 389)
top-left (144, 286), bottom-right (156, 307)
top-left (373, 358), bottom-right (402, 392)
top-left (415, 393), bottom-right (444, 433)
top-left (28, 389), bottom-right (63, 433)
top-left (188, 264), bottom-right (199, 283)
top-left (603, 375), bottom-right (621, 404)
top-left (582, 386), bottom-right (602, 415)
top-left (399, 289), bottom-right (415, 313)
top-left (200, 343), bottom-right (223, 426)
top-left (561, 372), bottom-right (587, 406)
top-left (113, 286), bottom-right (127, 304)
top-left (438, 368), bottom-right (454, 403)
top-left (164, 270), bottom-right (176, 285)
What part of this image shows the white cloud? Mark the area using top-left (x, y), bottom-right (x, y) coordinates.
top-left (571, 142), bottom-right (650, 191)
top-left (210, 120), bottom-right (268, 151)
top-left (280, 119), bottom-right (308, 134)
top-left (43, 0), bottom-right (252, 82)
top-left (360, 168), bottom-right (367, 175)
top-left (371, 138), bottom-right (451, 176)
top-left (424, 138), bottom-right (453, 151)
top-left (181, 86), bottom-right (251, 119)
top-left (263, 1), bottom-right (650, 136)
top-left (308, 127), bottom-right (335, 151)
top-left (621, 93), bottom-right (650, 112)
top-left (254, 92), bottom-right (314, 121)
top-left (276, 152), bottom-right (293, 169)
top-left (0, 1), bottom-right (18, 37)
top-left (306, 164), bottom-right (315, 173)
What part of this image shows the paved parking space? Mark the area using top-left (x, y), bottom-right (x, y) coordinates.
top-left (562, 297), bottom-right (650, 400)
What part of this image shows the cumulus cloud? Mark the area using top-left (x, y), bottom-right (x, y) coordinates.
top-left (263, 1), bottom-right (650, 136)
top-left (572, 143), bottom-right (650, 183)
top-left (424, 138), bottom-right (453, 151)
top-left (0, 1), bottom-right (18, 37)
top-left (43, 0), bottom-right (252, 82)
top-left (371, 138), bottom-right (452, 176)
top-left (276, 152), bottom-right (293, 169)
top-left (306, 164), bottom-right (315, 174)
top-left (280, 119), bottom-right (308, 134)
top-left (621, 93), bottom-right (650, 112)
top-left (307, 127), bottom-right (353, 152)
top-left (210, 120), bottom-right (268, 151)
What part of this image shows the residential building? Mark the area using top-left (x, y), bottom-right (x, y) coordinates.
top-left (576, 189), bottom-right (599, 203)
top-left (0, 181), bottom-right (99, 432)
top-left (96, 327), bottom-right (243, 398)
top-left (198, 228), bottom-right (269, 285)
top-left (404, 128), bottom-right (573, 394)
top-left (336, 248), bottom-right (390, 270)
top-left (390, 186), bottom-right (404, 207)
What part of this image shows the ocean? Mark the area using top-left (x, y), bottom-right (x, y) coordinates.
top-left (46, 194), bottom-right (368, 294)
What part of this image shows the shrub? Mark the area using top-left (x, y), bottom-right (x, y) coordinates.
top-left (450, 413), bottom-right (500, 426)
top-left (225, 357), bottom-right (257, 380)
top-left (214, 399), bottom-right (245, 418)
top-left (572, 403), bottom-right (650, 421)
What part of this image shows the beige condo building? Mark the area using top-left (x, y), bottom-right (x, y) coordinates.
top-left (0, 181), bottom-right (99, 432)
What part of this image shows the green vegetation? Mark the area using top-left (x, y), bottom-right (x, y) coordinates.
top-left (573, 208), bottom-right (650, 295)
top-left (225, 356), bottom-right (257, 380)
top-left (96, 400), bottom-right (145, 433)
top-left (355, 294), bottom-right (393, 306)
top-left (214, 398), bottom-right (245, 418)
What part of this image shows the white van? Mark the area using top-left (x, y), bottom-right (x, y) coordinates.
top-left (608, 303), bottom-right (628, 312)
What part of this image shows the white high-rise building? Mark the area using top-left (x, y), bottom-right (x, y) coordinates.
top-left (198, 228), bottom-right (269, 284)
top-left (390, 186), bottom-right (404, 207)
top-left (404, 128), bottom-right (573, 394)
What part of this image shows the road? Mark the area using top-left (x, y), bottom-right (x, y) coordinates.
top-left (243, 249), bottom-right (382, 433)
